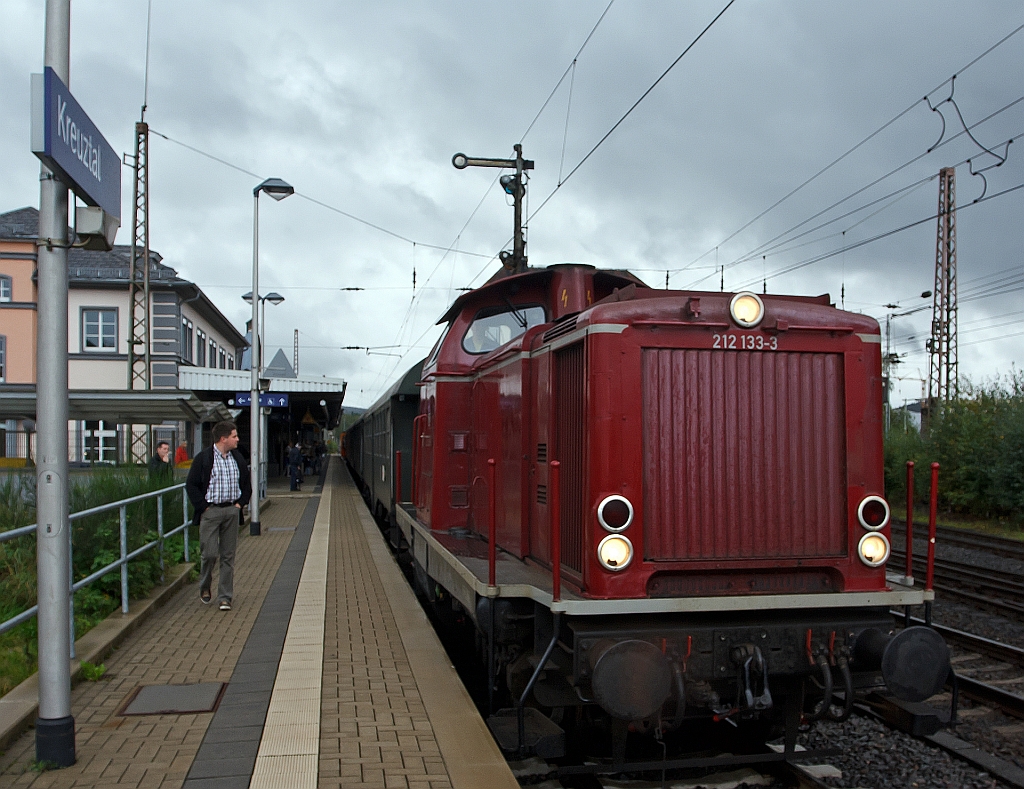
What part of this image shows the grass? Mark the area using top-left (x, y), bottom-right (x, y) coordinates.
top-left (0, 469), bottom-right (196, 697)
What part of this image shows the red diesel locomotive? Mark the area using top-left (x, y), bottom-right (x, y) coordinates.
top-left (346, 262), bottom-right (949, 759)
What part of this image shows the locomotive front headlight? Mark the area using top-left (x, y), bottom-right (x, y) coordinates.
top-left (730, 291), bottom-right (765, 328)
top-left (598, 534), bottom-right (634, 571)
top-left (857, 495), bottom-right (890, 530)
top-left (858, 532), bottom-right (890, 567)
top-left (597, 495), bottom-right (634, 532)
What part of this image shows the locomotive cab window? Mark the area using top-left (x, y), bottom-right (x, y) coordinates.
top-left (462, 304), bottom-right (546, 355)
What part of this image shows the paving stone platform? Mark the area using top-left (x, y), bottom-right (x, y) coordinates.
top-left (0, 460), bottom-right (516, 789)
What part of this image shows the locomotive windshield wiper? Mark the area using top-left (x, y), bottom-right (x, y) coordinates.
top-left (503, 297), bottom-right (529, 329)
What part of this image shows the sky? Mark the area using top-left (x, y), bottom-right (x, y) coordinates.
top-left (1, 1), bottom-right (1022, 409)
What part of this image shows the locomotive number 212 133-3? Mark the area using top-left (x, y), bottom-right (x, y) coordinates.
top-left (712, 332), bottom-right (778, 351)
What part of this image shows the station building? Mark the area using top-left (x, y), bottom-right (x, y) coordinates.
top-left (0, 206), bottom-right (345, 471)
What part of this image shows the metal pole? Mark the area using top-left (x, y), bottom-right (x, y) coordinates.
top-left (35, 0), bottom-right (75, 767)
top-left (119, 506), bottom-right (128, 614)
top-left (157, 495), bottom-right (165, 584)
top-left (925, 462), bottom-right (939, 626)
top-left (513, 144), bottom-right (525, 272)
top-left (250, 191), bottom-right (261, 535)
top-left (182, 489), bottom-right (190, 563)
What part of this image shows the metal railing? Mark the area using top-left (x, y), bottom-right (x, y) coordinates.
top-left (0, 482), bottom-right (191, 656)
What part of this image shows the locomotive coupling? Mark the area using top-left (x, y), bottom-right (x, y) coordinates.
top-left (852, 626), bottom-right (951, 702)
top-left (587, 639), bottom-right (673, 720)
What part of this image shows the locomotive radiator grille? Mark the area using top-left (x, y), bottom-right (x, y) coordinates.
top-left (555, 343), bottom-right (586, 573)
top-left (642, 348), bottom-right (847, 561)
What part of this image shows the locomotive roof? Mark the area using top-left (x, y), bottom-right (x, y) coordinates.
top-left (437, 264), bottom-right (645, 324)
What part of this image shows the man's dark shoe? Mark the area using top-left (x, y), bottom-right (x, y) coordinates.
top-left (200, 589), bottom-right (212, 604)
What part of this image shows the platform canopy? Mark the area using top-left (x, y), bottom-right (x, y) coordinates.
top-left (0, 388), bottom-right (233, 424)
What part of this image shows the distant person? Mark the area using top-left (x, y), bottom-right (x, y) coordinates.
top-left (175, 441), bottom-right (189, 465)
top-left (148, 441), bottom-right (173, 481)
top-left (185, 421), bottom-right (251, 611)
top-left (287, 441), bottom-right (302, 491)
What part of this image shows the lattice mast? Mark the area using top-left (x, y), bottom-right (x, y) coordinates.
top-left (126, 118), bottom-right (151, 463)
top-left (924, 167), bottom-right (958, 433)
top-left (293, 329), bottom-right (299, 376)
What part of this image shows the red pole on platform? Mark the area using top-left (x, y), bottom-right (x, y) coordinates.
top-left (926, 462), bottom-right (939, 592)
top-left (395, 450), bottom-right (402, 504)
top-left (905, 461), bottom-right (915, 581)
top-left (550, 460), bottom-right (561, 603)
top-left (487, 458), bottom-right (496, 587)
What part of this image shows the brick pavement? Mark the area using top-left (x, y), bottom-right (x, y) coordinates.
top-left (0, 496), bottom-right (312, 789)
top-left (319, 467), bottom-right (454, 789)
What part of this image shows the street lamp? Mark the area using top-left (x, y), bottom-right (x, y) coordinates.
top-left (250, 178), bottom-right (293, 536)
top-left (242, 291), bottom-right (285, 372)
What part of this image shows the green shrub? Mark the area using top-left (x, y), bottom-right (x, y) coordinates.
top-left (0, 469), bottom-right (194, 694)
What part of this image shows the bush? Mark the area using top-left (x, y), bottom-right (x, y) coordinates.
top-left (0, 469), bottom-right (194, 694)
top-left (885, 371), bottom-right (1024, 523)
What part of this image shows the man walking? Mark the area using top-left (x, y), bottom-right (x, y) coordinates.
top-left (287, 441), bottom-right (302, 491)
top-left (186, 421), bottom-right (251, 611)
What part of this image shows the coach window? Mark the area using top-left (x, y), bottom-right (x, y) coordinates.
top-left (462, 304), bottom-right (546, 355)
top-left (82, 308), bottom-right (117, 352)
top-left (0, 276), bottom-right (11, 302)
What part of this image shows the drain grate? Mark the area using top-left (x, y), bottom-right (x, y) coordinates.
top-left (119, 682), bottom-right (226, 716)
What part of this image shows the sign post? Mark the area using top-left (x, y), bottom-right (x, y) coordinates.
top-left (33, 0), bottom-right (75, 769)
top-left (31, 5), bottom-right (121, 768)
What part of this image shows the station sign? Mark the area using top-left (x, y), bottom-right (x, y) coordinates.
top-left (235, 393), bottom-right (289, 408)
top-left (30, 67), bottom-right (121, 220)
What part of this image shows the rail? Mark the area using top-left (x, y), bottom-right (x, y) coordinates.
top-left (0, 482), bottom-right (192, 656)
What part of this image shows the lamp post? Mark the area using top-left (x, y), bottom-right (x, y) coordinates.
top-left (242, 291), bottom-right (285, 372)
top-left (243, 290), bottom-right (284, 506)
top-left (250, 178), bottom-right (292, 536)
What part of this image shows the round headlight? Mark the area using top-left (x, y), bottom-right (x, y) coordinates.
top-left (730, 292), bottom-right (765, 328)
top-left (858, 532), bottom-right (890, 568)
top-left (857, 495), bottom-right (890, 530)
top-left (597, 495), bottom-right (634, 532)
top-left (597, 534), bottom-right (634, 571)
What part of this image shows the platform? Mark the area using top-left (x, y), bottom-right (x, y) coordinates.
top-left (0, 459), bottom-right (517, 789)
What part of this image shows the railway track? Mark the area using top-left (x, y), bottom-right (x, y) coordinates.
top-left (891, 521), bottom-right (1024, 562)
top-left (890, 549), bottom-right (1024, 618)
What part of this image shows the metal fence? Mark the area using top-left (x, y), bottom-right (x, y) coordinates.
top-left (0, 482), bottom-right (191, 657)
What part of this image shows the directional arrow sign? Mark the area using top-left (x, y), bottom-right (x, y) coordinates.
top-left (235, 393), bottom-right (289, 408)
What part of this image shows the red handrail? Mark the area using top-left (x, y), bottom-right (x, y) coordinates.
top-left (550, 460), bottom-right (561, 603)
top-left (926, 462), bottom-right (939, 591)
top-left (905, 461), bottom-right (914, 580)
top-left (487, 458), bottom-right (496, 587)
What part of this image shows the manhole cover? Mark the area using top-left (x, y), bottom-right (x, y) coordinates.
top-left (120, 682), bottom-right (226, 716)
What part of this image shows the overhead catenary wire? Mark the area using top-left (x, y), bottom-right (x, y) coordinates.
top-left (732, 180), bottom-right (1024, 291)
top-left (672, 21), bottom-right (1024, 282)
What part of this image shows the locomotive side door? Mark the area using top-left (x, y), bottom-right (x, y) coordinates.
top-left (528, 350), bottom-right (553, 563)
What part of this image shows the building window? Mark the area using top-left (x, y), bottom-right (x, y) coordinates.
top-left (0, 276), bottom-right (11, 302)
top-left (209, 340), bottom-right (217, 369)
top-left (196, 329), bottom-right (206, 367)
top-left (0, 336), bottom-right (5, 382)
top-left (82, 420), bottom-right (118, 463)
top-left (181, 318), bottom-right (194, 363)
top-left (228, 356), bottom-right (234, 370)
top-left (219, 349), bottom-right (226, 369)
top-left (82, 308), bottom-right (117, 352)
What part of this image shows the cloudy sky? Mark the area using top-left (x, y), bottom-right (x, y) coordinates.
top-left (2, 1), bottom-right (1022, 408)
